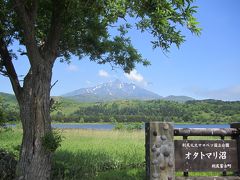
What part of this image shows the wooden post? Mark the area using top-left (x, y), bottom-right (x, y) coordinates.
top-left (230, 123), bottom-right (240, 176)
top-left (146, 122), bottom-right (175, 180)
top-left (174, 128), bottom-right (239, 136)
top-left (230, 123), bottom-right (240, 129)
top-left (236, 135), bottom-right (240, 176)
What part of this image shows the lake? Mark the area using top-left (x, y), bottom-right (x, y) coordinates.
top-left (4, 123), bottom-right (230, 130)
top-left (51, 123), bottom-right (230, 130)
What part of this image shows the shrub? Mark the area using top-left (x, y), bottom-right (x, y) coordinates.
top-left (113, 122), bottom-right (143, 131)
top-left (0, 149), bottom-right (17, 180)
top-left (41, 130), bottom-right (63, 153)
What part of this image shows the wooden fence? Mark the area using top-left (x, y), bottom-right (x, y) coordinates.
top-left (145, 122), bottom-right (240, 180)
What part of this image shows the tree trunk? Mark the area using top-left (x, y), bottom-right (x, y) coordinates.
top-left (17, 61), bottom-right (54, 180)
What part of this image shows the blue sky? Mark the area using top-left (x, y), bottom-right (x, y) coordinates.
top-left (1, 0), bottom-right (240, 101)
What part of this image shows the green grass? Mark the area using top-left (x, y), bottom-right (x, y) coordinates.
top-left (0, 127), bottom-right (236, 179)
top-left (0, 128), bottom-right (22, 157)
top-left (0, 128), bottom-right (145, 179)
top-left (52, 129), bottom-right (145, 179)
top-left (51, 97), bottom-right (94, 115)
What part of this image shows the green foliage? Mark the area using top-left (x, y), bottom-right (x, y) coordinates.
top-left (0, 114), bottom-right (5, 129)
top-left (114, 122), bottom-right (143, 131)
top-left (0, 93), bottom-right (16, 104)
top-left (0, 0), bottom-right (201, 75)
top-left (0, 128), bottom-right (21, 158)
top-left (51, 129), bottom-right (145, 179)
top-left (0, 96), bottom-right (5, 127)
top-left (41, 130), bottom-right (63, 153)
top-left (0, 2), bottom-right (201, 177)
top-left (51, 99), bottom-right (240, 124)
top-left (0, 128), bottom-right (235, 179)
top-left (2, 92), bottom-right (240, 124)
top-left (1, 129), bottom-right (144, 179)
top-left (79, 117), bottom-right (85, 123)
top-left (50, 100), bottom-right (63, 113)
top-left (0, 148), bottom-right (17, 180)
top-left (113, 122), bottom-right (125, 130)
top-left (110, 116), bottom-right (117, 123)
top-left (94, 168), bottom-right (145, 180)
top-left (0, 93), bottom-right (19, 123)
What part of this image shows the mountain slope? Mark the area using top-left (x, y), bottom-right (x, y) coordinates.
top-left (63, 80), bottom-right (162, 102)
top-left (163, 95), bottom-right (195, 103)
top-left (0, 92), bottom-right (17, 105)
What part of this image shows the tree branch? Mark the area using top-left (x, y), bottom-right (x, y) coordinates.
top-left (29, 0), bottom-right (38, 23)
top-left (0, 37), bottom-right (22, 98)
top-left (50, 80), bottom-right (58, 90)
top-left (43, 0), bottom-right (66, 61)
top-left (13, 0), bottom-right (40, 64)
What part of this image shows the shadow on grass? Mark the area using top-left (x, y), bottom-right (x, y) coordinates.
top-left (52, 150), bottom-right (145, 180)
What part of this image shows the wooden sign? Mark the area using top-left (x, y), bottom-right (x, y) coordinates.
top-left (175, 140), bottom-right (238, 172)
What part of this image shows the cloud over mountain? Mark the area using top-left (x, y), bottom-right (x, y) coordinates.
top-left (124, 69), bottom-right (148, 86)
top-left (98, 70), bottom-right (109, 77)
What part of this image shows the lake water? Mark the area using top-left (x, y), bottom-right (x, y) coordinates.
top-left (52, 123), bottom-right (114, 130)
top-left (51, 123), bottom-right (230, 130)
top-left (4, 123), bottom-right (230, 130)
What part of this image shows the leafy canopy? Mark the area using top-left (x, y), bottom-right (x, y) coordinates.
top-left (0, 0), bottom-right (201, 74)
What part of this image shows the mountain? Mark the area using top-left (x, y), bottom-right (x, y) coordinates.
top-left (62, 80), bottom-right (195, 102)
top-left (62, 80), bottom-right (162, 102)
top-left (0, 81), bottom-right (195, 103)
top-left (163, 95), bottom-right (195, 103)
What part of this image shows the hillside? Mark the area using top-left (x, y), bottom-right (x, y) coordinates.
top-left (1, 92), bottom-right (240, 124)
top-left (51, 99), bottom-right (240, 124)
top-left (163, 95), bottom-right (194, 103)
top-left (0, 92), bottom-right (17, 105)
top-left (0, 92), bottom-right (19, 122)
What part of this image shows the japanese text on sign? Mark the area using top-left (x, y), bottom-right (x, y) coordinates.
top-left (185, 151), bottom-right (226, 160)
top-left (182, 142), bottom-right (229, 148)
top-left (174, 140), bottom-right (238, 171)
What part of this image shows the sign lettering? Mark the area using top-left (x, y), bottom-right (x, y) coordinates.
top-left (175, 140), bottom-right (238, 172)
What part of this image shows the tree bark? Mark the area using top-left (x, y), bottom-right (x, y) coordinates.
top-left (17, 60), bottom-right (54, 180)
top-left (0, 1), bottom-right (63, 179)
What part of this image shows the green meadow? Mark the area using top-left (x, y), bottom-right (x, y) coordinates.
top-left (0, 127), bottom-right (145, 180)
top-left (0, 126), bottom-right (235, 179)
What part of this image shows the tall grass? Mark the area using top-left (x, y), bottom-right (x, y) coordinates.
top-left (52, 129), bottom-right (145, 179)
top-left (0, 127), bottom-right (235, 179)
top-left (0, 128), bottom-right (22, 157)
top-left (0, 128), bottom-right (145, 179)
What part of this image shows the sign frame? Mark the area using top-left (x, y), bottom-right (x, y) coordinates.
top-left (175, 140), bottom-right (238, 172)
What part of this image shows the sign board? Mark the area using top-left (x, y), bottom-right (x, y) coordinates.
top-left (175, 140), bottom-right (238, 172)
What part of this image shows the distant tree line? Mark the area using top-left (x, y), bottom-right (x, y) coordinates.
top-left (1, 96), bottom-right (240, 124)
top-left (51, 99), bottom-right (240, 124)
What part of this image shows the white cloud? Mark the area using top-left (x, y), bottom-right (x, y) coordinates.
top-left (124, 69), bottom-right (149, 87)
top-left (98, 70), bottom-right (109, 77)
top-left (66, 64), bottom-right (79, 72)
top-left (124, 69), bottom-right (144, 82)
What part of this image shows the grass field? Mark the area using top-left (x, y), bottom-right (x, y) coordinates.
top-left (0, 126), bottom-right (236, 179)
top-left (52, 129), bottom-right (145, 179)
top-left (0, 127), bottom-right (145, 179)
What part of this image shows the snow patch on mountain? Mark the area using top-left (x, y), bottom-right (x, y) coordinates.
top-left (62, 79), bottom-right (161, 102)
